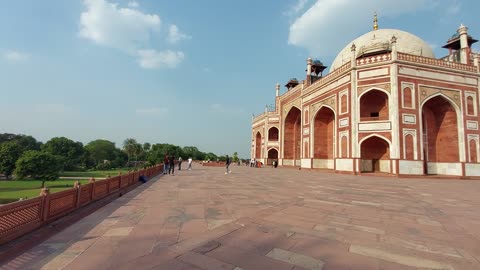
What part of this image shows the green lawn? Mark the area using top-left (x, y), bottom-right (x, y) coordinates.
top-left (0, 169), bottom-right (140, 205)
top-left (59, 168), bottom-right (133, 178)
top-left (0, 179), bottom-right (90, 205)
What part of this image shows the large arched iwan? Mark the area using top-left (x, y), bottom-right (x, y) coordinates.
top-left (267, 148), bottom-right (278, 165)
top-left (283, 107), bottom-right (301, 160)
top-left (422, 95), bottom-right (459, 163)
top-left (255, 132), bottom-right (262, 159)
top-left (360, 136), bottom-right (390, 172)
top-left (313, 107), bottom-right (335, 159)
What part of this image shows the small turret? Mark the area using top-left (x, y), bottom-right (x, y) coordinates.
top-left (442, 24), bottom-right (477, 64)
top-left (285, 78), bottom-right (299, 90)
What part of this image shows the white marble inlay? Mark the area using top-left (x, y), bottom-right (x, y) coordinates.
top-left (359, 121), bottom-right (391, 131)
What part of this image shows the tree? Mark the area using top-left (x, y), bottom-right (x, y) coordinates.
top-left (0, 133), bottom-right (41, 152)
top-left (205, 152), bottom-right (218, 161)
top-left (123, 138), bottom-right (138, 163)
top-left (15, 151), bottom-right (62, 187)
top-left (0, 141), bottom-right (22, 179)
top-left (85, 140), bottom-right (117, 167)
top-left (232, 152), bottom-right (239, 163)
top-left (42, 137), bottom-right (85, 170)
top-left (143, 142), bottom-right (151, 152)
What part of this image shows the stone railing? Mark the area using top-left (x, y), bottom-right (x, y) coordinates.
top-left (0, 164), bottom-right (163, 246)
top-left (397, 52), bottom-right (477, 72)
top-left (308, 62), bottom-right (352, 91)
top-left (356, 53), bottom-right (391, 66)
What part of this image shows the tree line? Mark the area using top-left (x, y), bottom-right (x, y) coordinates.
top-left (0, 133), bottom-right (237, 182)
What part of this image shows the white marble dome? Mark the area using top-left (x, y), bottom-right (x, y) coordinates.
top-left (330, 29), bottom-right (435, 72)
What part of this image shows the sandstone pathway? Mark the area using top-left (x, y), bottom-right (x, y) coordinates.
top-left (2, 165), bottom-right (480, 269)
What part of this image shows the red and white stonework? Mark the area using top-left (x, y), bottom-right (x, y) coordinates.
top-left (252, 24), bottom-right (480, 178)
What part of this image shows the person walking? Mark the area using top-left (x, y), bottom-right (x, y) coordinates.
top-left (163, 154), bottom-right (169, 174)
top-left (225, 155), bottom-right (231, 174)
top-left (178, 157), bottom-right (183, 170)
top-left (168, 154), bottom-right (175, 175)
top-left (188, 157), bottom-right (193, 170)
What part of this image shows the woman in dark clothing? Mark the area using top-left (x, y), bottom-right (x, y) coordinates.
top-left (168, 155), bottom-right (175, 175)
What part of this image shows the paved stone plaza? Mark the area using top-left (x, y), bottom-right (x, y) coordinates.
top-left (2, 165), bottom-right (480, 269)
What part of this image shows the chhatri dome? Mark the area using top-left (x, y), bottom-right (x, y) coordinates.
top-left (330, 14), bottom-right (435, 72)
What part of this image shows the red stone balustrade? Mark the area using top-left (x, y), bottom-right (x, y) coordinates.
top-left (398, 52), bottom-right (477, 72)
top-left (0, 164), bottom-right (163, 246)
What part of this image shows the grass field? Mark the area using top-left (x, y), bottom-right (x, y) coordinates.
top-left (0, 179), bottom-right (90, 204)
top-left (0, 169), bottom-right (136, 205)
top-left (59, 168), bottom-right (134, 178)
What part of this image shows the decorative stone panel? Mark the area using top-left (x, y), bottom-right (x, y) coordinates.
top-left (357, 83), bottom-right (391, 96)
top-left (310, 95), bottom-right (336, 121)
top-left (419, 85), bottom-right (461, 109)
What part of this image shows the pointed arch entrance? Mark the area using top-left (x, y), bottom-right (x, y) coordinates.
top-left (283, 107), bottom-right (301, 166)
top-left (360, 136), bottom-right (390, 173)
top-left (255, 132), bottom-right (262, 159)
top-left (421, 95), bottom-right (460, 174)
top-left (313, 106), bottom-right (335, 168)
top-left (267, 148), bottom-right (278, 165)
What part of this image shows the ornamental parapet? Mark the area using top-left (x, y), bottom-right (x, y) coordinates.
top-left (398, 52), bottom-right (477, 72)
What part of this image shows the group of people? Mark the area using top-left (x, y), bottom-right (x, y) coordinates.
top-left (163, 154), bottom-right (193, 175)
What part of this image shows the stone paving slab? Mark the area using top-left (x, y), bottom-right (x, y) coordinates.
top-left (2, 166), bottom-right (480, 269)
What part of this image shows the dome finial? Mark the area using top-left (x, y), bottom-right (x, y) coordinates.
top-left (373, 12), bottom-right (378, 31)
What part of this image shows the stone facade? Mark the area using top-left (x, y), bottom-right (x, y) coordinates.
top-left (251, 24), bottom-right (480, 177)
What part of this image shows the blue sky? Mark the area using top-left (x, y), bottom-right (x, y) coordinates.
top-left (0, 0), bottom-right (478, 158)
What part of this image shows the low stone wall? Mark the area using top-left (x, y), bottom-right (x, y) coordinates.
top-left (0, 164), bottom-right (163, 246)
top-left (202, 162), bottom-right (226, 167)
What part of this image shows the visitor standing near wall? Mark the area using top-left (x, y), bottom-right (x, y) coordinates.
top-left (169, 154), bottom-right (175, 175)
top-left (163, 154), bottom-right (169, 174)
top-left (188, 157), bottom-right (193, 170)
top-left (225, 155), bottom-right (231, 174)
top-left (178, 157), bottom-right (183, 170)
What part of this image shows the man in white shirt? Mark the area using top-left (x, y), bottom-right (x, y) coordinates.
top-left (188, 157), bottom-right (193, 170)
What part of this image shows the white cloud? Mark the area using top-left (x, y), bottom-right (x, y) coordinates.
top-left (446, 1), bottom-right (461, 14)
top-left (3, 50), bottom-right (29, 62)
top-left (136, 107), bottom-right (168, 116)
top-left (79, 0), bottom-right (160, 52)
top-left (288, 0), bottom-right (433, 58)
top-left (127, 1), bottom-right (139, 8)
top-left (167, 24), bottom-right (191, 44)
top-left (137, 49), bottom-right (184, 69)
top-left (284, 0), bottom-right (311, 16)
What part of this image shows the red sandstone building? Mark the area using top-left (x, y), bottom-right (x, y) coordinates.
top-left (251, 20), bottom-right (480, 177)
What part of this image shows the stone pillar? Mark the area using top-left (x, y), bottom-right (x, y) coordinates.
top-left (474, 54), bottom-right (479, 73)
top-left (40, 188), bottom-right (50, 221)
top-left (390, 35), bottom-right (400, 165)
top-left (351, 43), bottom-right (356, 67)
top-left (306, 57), bottom-right (312, 86)
top-left (275, 83), bottom-right (280, 97)
top-left (350, 43), bottom-right (358, 172)
top-left (391, 35), bottom-right (397, 60)
top-left (306, 57), bottom-right (312, 76)
top-left (458, 24), bottom-right (469, 64)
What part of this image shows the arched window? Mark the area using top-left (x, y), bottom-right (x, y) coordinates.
top-left (467, 96), bottom-right (475, 115)
top-left (470, 139), bottom-right (478, 163)
top-left (341, 94), bottom-right (348, 114)
top-left (341, 136), bottom-right (348, 158)
top-left (404, 134), bottom-right (414, 160)
top-left (360, 90), bottom-right (389, 121)
top-left (268, 127), bottom-right (279, 141)
top-left (403, 87), bottom-right (412, 108)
